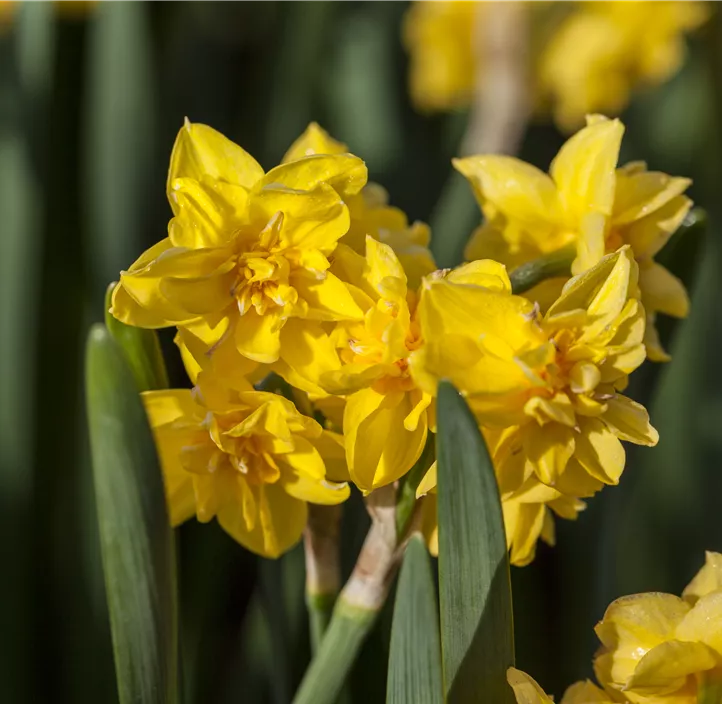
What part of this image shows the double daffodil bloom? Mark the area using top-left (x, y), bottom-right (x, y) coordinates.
top-left (508, 668), bottom-right (614, 704)
top-left (412, 248), bottom-right (658, 564)
top-left (459, 114), bottom-right (692, 360)
top-left (143, 376), bottom-right (349, 558)
top-left (318, 238), bottom-right (433, 492)
top-left (111, 120), bottom-right (365, 390)
top-left (541, 1), bottom-right (709, 131)
top-left (283, 122), bottom-right (435, 289)
top-left (594, 551), bottom-right (722, 703)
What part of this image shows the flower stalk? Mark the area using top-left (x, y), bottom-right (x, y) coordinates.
top-left (303, 504), bottom-right (343, 652)
top-left (508, 245), bottom-right (576, 295)
top-left (294, 485), bottom-right (401, 704)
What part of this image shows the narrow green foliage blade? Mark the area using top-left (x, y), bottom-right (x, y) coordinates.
top-left (436, 381), bottom-right (514, 703)
top-left (387, 535), bottom-right (443, 704)
top-left (85, 324), bottom-right (179, 704)
top-left (104, 284), bottom-right (169, 392)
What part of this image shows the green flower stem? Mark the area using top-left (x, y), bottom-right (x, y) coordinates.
top-left (509, 245), bottom-right (576, 295)
top-left (294, 486), bottom-right (399, 704)
top-left (293, 600), bottom-right (376, 704)
top-left (303, 504), bottom-right (343, 653)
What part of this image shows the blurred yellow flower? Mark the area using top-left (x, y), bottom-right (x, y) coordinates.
top-left (403, 1), bottom-right (706, 131)
top-left (283, 122), bottom-right (436, 289)
top-left (111, 120), bottom-right (366, 394)
top-left (541, 1), bottom-right (709, 132)
top-left (459, 115), bottom-right (692, 360)
top-left (412, 248), bottom-right (658, 564)
top-left (142, 377), bottom-right (349, 558)
top-left (594, 551), bottom-right (722, 702)
top-left (403, 1), bottom-right (476, 113)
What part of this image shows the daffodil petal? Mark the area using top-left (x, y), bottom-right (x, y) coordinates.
top-left (603, 395), bottom-right (659, 446)
top-left (282, 122), bottom-right (347, 162)
top-left (506, 668), bottom-right (554, 704)
top-left (594, 592), bottom-right (690, 685)
top-left (453, 155), bottom-right (562, 228)
top-left (218, 482), bottom-right (306, 559)
top-left (168, 120), bottom-right (264, 191)
top-left (262, 153), bottom-right (367, 197)
top-left (291, 270), bottom-right (363, 321)
top-left (235, 309), bottom-right (283, 364)
top-left (639, 261), bottom-right (689, 319)
top-left (575, 417), bottom-right (625, 485)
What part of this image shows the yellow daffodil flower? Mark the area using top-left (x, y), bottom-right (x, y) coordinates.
top-left (509, 667), bottom-right (617, 703)
top-left (594, 551), bottom-right (722, 703)
top-left (416, 451), bottom-right (585, 567)
top-left (403, 1), bottom-right (477, 113)
top-left (283, 122), bottom-right (436, 289)
top-left (318, 238), bottom-right (433, 492)
top-left (459, 114), bottom-right (692, 360)
top-left (412, 248), bottom-right (658, 563)
top-left (142, 376), bottom-right (349, 558)
top-left (508, 668), bottom-right (554, 704)
top-left (541, 1), bottom-right (709, 132)
top-left (111, 120), bottom-right (365, 393)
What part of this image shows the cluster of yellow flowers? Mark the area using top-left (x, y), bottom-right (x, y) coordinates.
top-left (404, 0), bottom-right (708, 131)
top-left (508, 552), bottom-right (722, 702)
top-left (111, 115), bottom-right (690, 566)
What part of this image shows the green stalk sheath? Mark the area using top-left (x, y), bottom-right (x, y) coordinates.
top-left (293, 601), bottom-right (377, 704)
top-left (509, 245), bottom-right (576, 295)
top-left (306, 593), bottom-right (336, 654)
top-left (303, 504), bottom-right (343, 653)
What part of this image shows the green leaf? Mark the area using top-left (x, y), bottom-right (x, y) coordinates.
top-left (387, 535), bottom-right (443, 704)
top-left (104, 284), bottom-right (169, 393)
top-left (85, 324), bottom-right (179, 704)
top-left (436, 381), bottom-right (514, 703)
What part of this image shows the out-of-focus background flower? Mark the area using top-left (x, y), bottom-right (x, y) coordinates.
top-left (1, 2), bottom-right (720, 701)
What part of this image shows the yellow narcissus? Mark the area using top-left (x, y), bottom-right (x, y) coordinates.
top-left (508, 667), bottom-right (616, 703)
top-left (142, 376), bottom-right (349, 558)
top-left (412, 248), bottom-right (658, 563)
top-left (540, 1), bottom-right (709, 132)
top-left (110, 120), bottom-right (365, 391)
top-left (283, 122), bottom-right (436, 289)
top-left (594, 551), bottom-right (722, 703)
top-left (318, 238), bottom-right (433, 492)
top-left (459, 115), bottom-right (692, 360)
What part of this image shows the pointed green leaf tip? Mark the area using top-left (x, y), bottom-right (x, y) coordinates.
top-left (104, 283), bottom-right (169, 392)
top-left (436, 381), bottom-right (515, 703)
top-left (85, 324), bottom-right (179, 704)
top-left (387, 534), bottom-right (443, 704)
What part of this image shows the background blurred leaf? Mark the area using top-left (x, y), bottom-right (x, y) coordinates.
top-left (387, 534), bottom-right (443, 704)
top-left (436, 381), bottom-right (515, 704)
top-left (86, 324), bottom-right (179, 704)
top-left (85, 1), bottom-right (156, 300)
